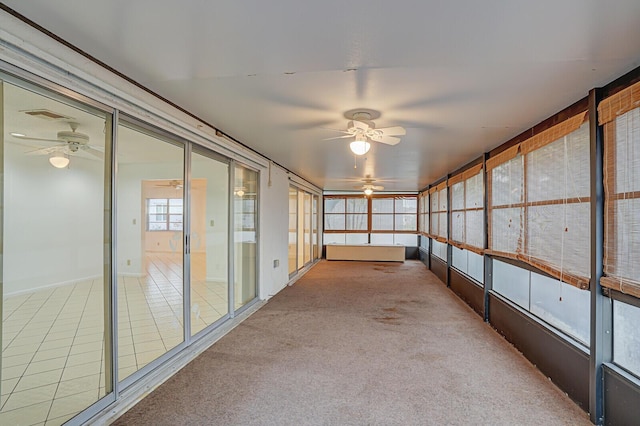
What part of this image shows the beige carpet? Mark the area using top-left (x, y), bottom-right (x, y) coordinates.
top-left (113, 260), bottom-right (590, 425)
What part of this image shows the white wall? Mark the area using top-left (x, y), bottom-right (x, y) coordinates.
top-left (258, 164), bottom-right (291, 299)
top-left (3, 142), bottom-right (104, 295)
top-left (117, 161), bottom-right (182, 276)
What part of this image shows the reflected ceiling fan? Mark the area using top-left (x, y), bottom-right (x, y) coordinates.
top-left (324, 111), bottom-right (406, 155)
top-left (355, 178), bottom-right (384, 196)
top-left (12, 122), bottom-right (103, 168)
top-left (155, 180), bottom-right (184, 189)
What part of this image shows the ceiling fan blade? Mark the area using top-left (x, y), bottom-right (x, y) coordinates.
top-left (25, 145), bottom-right (67, 155)
top-left (372, 185), bottom-right (384, 190)
top-left (376, 126), bottom-right (406, 136)
top-left (14, 135), bottom-right (62, 143)
top-left (82, 146), bottom-right (104, 160)
top-left (321, 127), bottom-right (353, 135)
top-left (370, 134), bottom-right (401, 145)
top-left (323, 135), bottom-right (354, 141)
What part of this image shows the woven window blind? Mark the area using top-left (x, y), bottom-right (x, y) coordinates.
top-left (449, 164), bottom-right (484, 254)
top-left (418, 192), bottom-right (429, 235)
top-left (488, 112), bottom-right (590, 289)
top-left (488, 147), bottom-right (524, 259)
top-left (599, 80), bottom-right (640, 298)
top-left (427, 183), bottom-right (448, 242)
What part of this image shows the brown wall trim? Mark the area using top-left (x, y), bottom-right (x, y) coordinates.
top-left (448, 156), bottom-right (484, 182)
top-left (489, 97), bottom-right (589, 158)
top-left (601, 65), bottom-right (640, 100)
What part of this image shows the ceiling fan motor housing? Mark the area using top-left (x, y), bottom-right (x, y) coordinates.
top-left (57, 130), bottom-right (89, 145)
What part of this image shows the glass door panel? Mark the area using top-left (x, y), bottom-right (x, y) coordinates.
top-left (190, 148), bottom-right (229, 335)
top-left (1, 81), bottom-right (111, 424)
top-left (234, 165), bottom-right (258, 310)
top-left (312, 195), bottom-right (319, 260)
top-left (304, 193), bottom-right (311, 264)
top-left (116, 122), bottom-right (184, 381)
top-left (288, 186), bottom-right (297, 275)
top-left (297, 191), bottom-right (305, 270)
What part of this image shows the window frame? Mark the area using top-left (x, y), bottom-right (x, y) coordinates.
top-left (487, 113), bottom-right (591, 289)
top-left (146, 197), bottom-right (184, 232)
top-left (323, 194), bottom-right (418, 234)
top-left (598, 87), bottom-right (640, 298)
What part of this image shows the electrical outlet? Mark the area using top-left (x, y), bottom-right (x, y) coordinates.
top-left (210, 219), bottom-right (215, 227)
top-left (127, 259), bottom-right (131, 266)
top-left (273, 259), bottom-right (279, 268)
top-left (133, 218), bottom-right (136, 225)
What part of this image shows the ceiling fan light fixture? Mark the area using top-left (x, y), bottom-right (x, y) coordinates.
top-left (363, 187), bottom-right (374, 196)
top-left (235, 189), bottom-right (245, 197)
top-left (350, 134), bottom-right (371, 156)
top-left (49, 152), bottom-right (69, 168)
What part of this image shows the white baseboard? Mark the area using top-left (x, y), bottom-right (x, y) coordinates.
top-left (4, 274), bottom-right (103, 298)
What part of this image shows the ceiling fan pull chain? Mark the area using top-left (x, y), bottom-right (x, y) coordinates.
top-left (354, 153), bottom-right (357, 169)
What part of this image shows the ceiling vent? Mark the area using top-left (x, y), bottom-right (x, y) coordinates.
top-left (21, 109), bottom-right (75, 121)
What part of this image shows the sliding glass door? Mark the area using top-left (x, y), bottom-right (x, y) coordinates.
top-left (288, 184), bottom-right (319, 277)
top-left (288, 186), bottom-right (298, 276)
top-left (116, 121), bottom-right (185, 382)
top-left (0, 69), bottom-right (262, 424)
top-left (1, 80), bottom-right (112, 425)
top-left (190, 148), bottom-right (229, 335)
top-left (234, 165), bottom-right (258, 310)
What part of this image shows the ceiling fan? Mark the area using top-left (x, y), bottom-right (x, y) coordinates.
top-left (325, 111), bottom-right (406, 155)
top-left (155, 180), bottom-right (184, 189)
top-left (355, 178), bottom-right (384, 195)
top-left (12, 122), bottom-right (103, 168)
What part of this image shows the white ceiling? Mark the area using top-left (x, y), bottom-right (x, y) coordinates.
top-left (4, 1), bottom-right (640, 191)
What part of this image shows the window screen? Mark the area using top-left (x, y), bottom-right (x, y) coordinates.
top-left (449, 164), bottom-right (484, 253)
top-left (427, 182), bottom-right (448, 242)
top-left (487, 112), bottom-right (591, 289)
top-left (418, 192), bottom-right (429, 235)
top-left (598, 81), bottom-right (640, 298)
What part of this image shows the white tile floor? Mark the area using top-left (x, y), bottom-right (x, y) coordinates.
top-left (1, 252), bottom-right (228, 426)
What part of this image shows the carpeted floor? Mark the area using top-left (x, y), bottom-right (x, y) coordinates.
top-left (112, 260), bottom-right (591, 425)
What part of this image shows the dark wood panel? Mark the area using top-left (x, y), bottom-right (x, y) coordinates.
top-left (430, 254), bottom-right (447, 284)
top-left (450, 269), bottom-right (484, 317)
top-left (405, 246), bottom-right (419, 260)
top-left (604, 364), bottom-right (640, 426)
top-left (418, 250), bottom-right (429, 270)
top-left (489, 294), bottom-right (589, 410)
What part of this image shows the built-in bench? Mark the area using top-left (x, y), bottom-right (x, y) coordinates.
top-left (325, 244), bottom-right (405, 262)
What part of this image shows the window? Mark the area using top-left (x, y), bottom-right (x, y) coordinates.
top-left (418, 192), bottom-right (429, 235)
top-left (371, 196), bottom-right (417, 232)
top-left (324, 195), bottom-right (417, 234)
top-left (492, 259), bottom-right (590, 345)
top-left (613, 300), bottom-right (640, 377)
top-left (147, 198), bottom-right (183, 231)
top-left (487, 113), bottom-right (591, 289)
top-left (428, 182), bottom-right (447, 242)
top-left (235, 197), bottom-right (256, 231)
top-left (449, 164), bottom-right (484, 253)
top-left (599, 81), bottom-right (640, 378)
top-left (324, 197), bottom-right (368, 231)
top-left (598, 81), bottom-right (640, 298)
